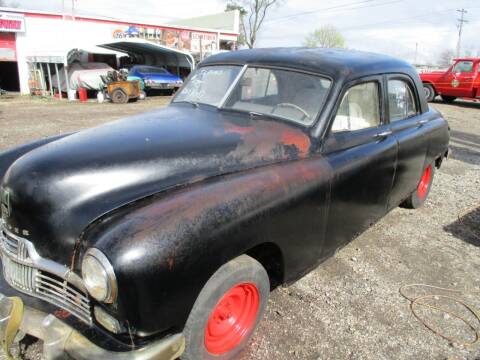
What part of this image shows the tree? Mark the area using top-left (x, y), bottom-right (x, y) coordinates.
top-left (225, 3), bottom-right (247, 47)
top-left (303, 25), bottom-right (346, 49)
top-left (225, 0), bottom-right (282, 49)
top-left (438, 49), bottom-right (455, 68)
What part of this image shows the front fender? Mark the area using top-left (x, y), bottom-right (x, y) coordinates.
top-left (80, 156), bottom-right (332, 337)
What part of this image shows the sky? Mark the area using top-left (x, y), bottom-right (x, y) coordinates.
top-left (4, 0), bottom-right (480, 64)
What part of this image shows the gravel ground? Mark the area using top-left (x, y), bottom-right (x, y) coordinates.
top-left (0, 95), bottom-right (479, 360)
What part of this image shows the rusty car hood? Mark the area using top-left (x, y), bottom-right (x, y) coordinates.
top-left (0, 103), bottom-right (311, 264)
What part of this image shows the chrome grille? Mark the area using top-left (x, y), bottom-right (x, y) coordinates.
top-left (0, 224), bottom-right (92, 324)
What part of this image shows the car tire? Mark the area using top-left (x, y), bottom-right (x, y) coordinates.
top-left (423, 84), bottom-right (435, 102)
top-left (401, 163), bottom-right (435, 209)
top-left (441, 95), bottom-right (456, 103)
top-left (181, 255), bottom-right (270, 360)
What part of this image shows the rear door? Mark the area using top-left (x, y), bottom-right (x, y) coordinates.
top-left (386, 75), bottom-right (430, 208)
top-left (321, 76), bottom-right (397, 256)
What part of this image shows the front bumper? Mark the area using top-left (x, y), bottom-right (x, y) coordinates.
top-left (145, 82), bottom-right (180, 89)
top-left (0, 293), bottom-right (185, 360)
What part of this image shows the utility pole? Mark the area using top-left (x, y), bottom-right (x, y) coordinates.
top-left (456, 8), bottom-right (468, 58)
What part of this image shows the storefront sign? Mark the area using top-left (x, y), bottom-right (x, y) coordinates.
top-left (110, 26), bottom-right (217, 54)
top-left (0, 12), bottom-right (25, 33)
top-left (0, 32), bottom-right (16, 61)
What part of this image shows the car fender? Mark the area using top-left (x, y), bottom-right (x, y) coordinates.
top-left (80, 156), bottom-right (332, 336)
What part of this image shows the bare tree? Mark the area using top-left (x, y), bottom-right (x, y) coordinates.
top-left (438, 49), bottom-right (455, 68)
top-left (226, 0), bottom-right (282, 49)
top-left (303, 25), bottom-right (346, 48)
top-left (225, 3), bottom-right (247, 47)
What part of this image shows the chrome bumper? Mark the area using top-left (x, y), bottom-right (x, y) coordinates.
top-left (0, 293), bottom-right (185, 360)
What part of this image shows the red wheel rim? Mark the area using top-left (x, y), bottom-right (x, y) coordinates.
top-left (417, 165), bottom-right (432, 199)
top-left (204, 283), bottom-right (260, 355)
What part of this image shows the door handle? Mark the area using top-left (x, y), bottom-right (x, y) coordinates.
top-left (376, 130), bottom-right (392, 138)
top-left (417, 119), bottom-right (428, 125)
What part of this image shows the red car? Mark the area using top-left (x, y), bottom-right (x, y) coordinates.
top-left (420, 58), bottom-right (480, 103)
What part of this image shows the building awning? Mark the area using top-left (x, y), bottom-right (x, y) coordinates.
top-left (26, 46), bottom-right (122, 66)
top-left (97, 38), bottom-right (195, 71)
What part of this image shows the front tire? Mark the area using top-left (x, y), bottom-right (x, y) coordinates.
top-left (402, 164), bottom-right (435, 209)
top-left (182, 255), bottom-right (270, 360)
top-left (423, 84), bottom-right (436, 102)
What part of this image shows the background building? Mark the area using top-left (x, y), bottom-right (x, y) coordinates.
top-left (0, 7), bottom-right (239, 95)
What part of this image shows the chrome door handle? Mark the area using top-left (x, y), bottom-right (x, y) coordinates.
top-left (376, 130), bottom-right (392, 137)
top-left (417, 119), bottom-right (428, 125)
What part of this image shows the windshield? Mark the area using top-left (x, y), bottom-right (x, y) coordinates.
top-left (174, 65), bottom-right (241, 107)
top-left (137, 66), bottom-right (167, 74)
top-left (174, 65), bottom-right (331, 125)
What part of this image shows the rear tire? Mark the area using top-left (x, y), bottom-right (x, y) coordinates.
top-left (423, 84), bottom-right (435, 102)
top-left (401, 163), bottom-right (435, 209)
top-left (181, 255), bottom-right (270, 360)
top-left (441, 95), bottom-right (456, 103)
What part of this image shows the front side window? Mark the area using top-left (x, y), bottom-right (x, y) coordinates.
top-left (452, 61), bottom-right (474, 73)
top-left (331, 82), bottom-right (380, 132)
top-left (388, 79), bottom-right (418, 122)
top-left (225, 67), bottom-right (331, 125)
top-left (174, 65), bottom-right (242, 107)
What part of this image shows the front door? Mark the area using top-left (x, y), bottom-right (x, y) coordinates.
top-left (439, 60), bottom-right (476, 98)
top-left (321, 77), bottom-right (397, 256)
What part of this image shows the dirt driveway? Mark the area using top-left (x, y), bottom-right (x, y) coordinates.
top-left (0, 96), bottom-right (479, 360)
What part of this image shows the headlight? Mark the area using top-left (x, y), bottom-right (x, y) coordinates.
top-left (81, 248), bottom-right (117, 303)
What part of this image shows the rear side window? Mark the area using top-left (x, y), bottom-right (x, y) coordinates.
top-left (331, 82), bottom-right (380, 132)
top-left (388, 79), bottom-right (418, 122)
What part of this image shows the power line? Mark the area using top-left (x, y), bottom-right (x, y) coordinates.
top-left (456, 8), bottom-right (468, 58)
top-left (265, 0), bottom-right (399, 24)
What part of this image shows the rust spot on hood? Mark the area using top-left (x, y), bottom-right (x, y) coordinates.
top-left (280, 130), bottom-right (311, 157)
top-left (224, 123), bottom-right (255, 135)
top-left (222, 119), bottom-right (311, 163)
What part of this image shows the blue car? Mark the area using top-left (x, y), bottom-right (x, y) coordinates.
top-left (128, 65), bottom-right (183, 93)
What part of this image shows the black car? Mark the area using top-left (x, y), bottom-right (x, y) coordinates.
top-left (0, 48), bottom-right (449, 360)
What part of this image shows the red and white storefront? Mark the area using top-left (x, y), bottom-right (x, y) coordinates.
top-left (0, 8), bottom-right (239, 94)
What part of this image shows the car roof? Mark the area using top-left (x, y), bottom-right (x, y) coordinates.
top-left (201, 47), bottom-right (417, 83)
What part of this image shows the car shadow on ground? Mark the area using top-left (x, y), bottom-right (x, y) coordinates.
top-left (432, 99), bottom-right (480, 110)
top-left (448, 129), bottom-right (480, 166)
top-left (444, 206), bottom-right (480, 247)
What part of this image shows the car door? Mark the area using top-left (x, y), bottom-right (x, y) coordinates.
top-left (438, 60), bottom-right (476, 97)
top-left (386, 75), bottom-right (430, 208)
top-left (321, 76), bottom-right (397, 256)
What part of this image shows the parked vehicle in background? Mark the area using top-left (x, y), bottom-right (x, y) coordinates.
top-left (128, 65), bottom-right (183, 94)
top-left (0, 48), bottom-right (449, 360)
top-left (420, 58), bottom-right (480, 103)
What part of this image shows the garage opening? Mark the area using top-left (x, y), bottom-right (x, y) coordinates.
top-left (0, 61), bottom-right (19, 91)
